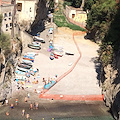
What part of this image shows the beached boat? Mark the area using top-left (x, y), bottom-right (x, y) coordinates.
top-left (32, 42), bottom-right (41, 47)
top-left (53, 51), bottom-right (63, 57)
top-left (28, 44), bottom-right (41, 50)
top-left (18, 63), bottom-right (32, 69)
top-left (23, 55), bottom-right (34, 60)
top-left (33, 36), bottom-right (45, 43)
top-left (22, 59), bottom-right (33, 65)
top-left (15, 70), bottom-right (25, 75)
top-left (26, 52), bottom-right (38, 56)
top-left (20, 63), bottom-right (32, 68)
top-left (65, 52), bottom-right (74, 55)
top-left (17, 66), bottom-right (29, 72)
top-left (23, 57), bottom-right (34, 62)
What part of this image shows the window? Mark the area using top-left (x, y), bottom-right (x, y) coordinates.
top-left (30, 7), bottom-right (31, 12)
top-left (17, 3), bottom-right (22, 11)
top-left (4, 13), bottom-right (7, 17)
top-left (10, 23), bottom-right (12, 27)
top-left (9, 18), bottom-right (11, 20)
top-left (9, 12), bottom-right (12, 16)
top-left (6, 24), bottom-right (8, 28)
top-left (4, 19), bottom-right (6, 21)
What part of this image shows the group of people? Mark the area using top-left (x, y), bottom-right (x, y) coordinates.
top-left (4, 92), bottom-right (39, 119)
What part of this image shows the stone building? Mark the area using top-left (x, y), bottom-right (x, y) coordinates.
top-left (15, 0), bottom-right (39, 30)
top-left (65, 5), bottom-right (87, 27)
top-left (0, 0), bottom-right (15, 35)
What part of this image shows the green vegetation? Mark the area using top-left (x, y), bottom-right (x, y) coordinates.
top-left (85, 0), bottom-right (118, 66)
top-left (53, 10), bottom-right (86, 31)
top-left (0, 33), bottom-right (11, 56)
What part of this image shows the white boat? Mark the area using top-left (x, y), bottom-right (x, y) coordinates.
top-left (53, 51), bottom-right (63, 57)
top-left (17, 66), bottom-right (29, 72)
top-left (22, 59), bottom-right (33, 65)
top-left (26, 52), bottom-right (38, 56)
top-left (33, 36), bottom-right (45, 43)
top-left (32, 42), bottom-right (41, 47)
top-left (15, 70), bottom-right (25, 75)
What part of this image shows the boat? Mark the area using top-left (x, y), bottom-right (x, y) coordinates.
top-left (32, 42), bottom-right (41, 47)
top-left (18, 63), bottom-right (32, 69)
top-left (26, 52), bottom-right (38, 56)
top-left (23, 57), bottom-right (34, 62)
top-left (15, 70), bottom-right (25, 75)
top-left (22, 59), bottom-right (33, 65)
top-left (33, 36), bottom-right (45, 43)
top-left (28, 44), bottom-right (41, 50)
top-left (23, 55), bottom-right (34, 60)
top-left (17, 66), bottom-right (29, 72)
top-left (65, 52), bottom-right (74, 55)
top-left (20, 63), bottom-right (32, 68)
top-left (53, 51), bottom-right (63, 57)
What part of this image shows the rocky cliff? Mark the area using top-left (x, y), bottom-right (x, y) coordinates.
top-left (101, 54), bottom-right (120, 120)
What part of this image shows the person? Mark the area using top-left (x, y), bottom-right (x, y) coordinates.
top-left (34, 89), bottom-right (37, 93)
top-left (27, 93), bottom-right (30, 98)
top-left (5, 99), bottom-right (8, 105)
top-left (25, 97), bottom-right (27, 103)
top-left (26, 113), bottom-right (30, 119)
top-left (11, 103), bottom-right (14, 109)
top-left (30, 103), bottom-right (33, 110)
top-left (35, 102), bottom-right (38, 110)
top-left (22, 109), bottom-right (25, 116)
top-left (15, 98), bottom-right (18, 105)
top-left (6, 112), bottom-right (9, 116)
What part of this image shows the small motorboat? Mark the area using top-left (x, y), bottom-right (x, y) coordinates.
top-left (33, 36), bottom-right (45, 43)
top-left (23, 55), bottom-right (34, 59)
top-left (23, 57), bottom-right (34, 62)
top-left (28, 44), bottom-right (41, 50)
top-left (17, 66), bottom-right (29, 72)
top-left (18, 63), bottom-right (32, 69)
top-left (15, 70), bottom-right (25, 75)
top-left (22, 59), bottom-right (33, 65)
top-left (32, 42), bottom-right (41, 47)
top-left (65, 52), bottom-right (74, 55)
top-left (53, 51), bottom-right (63, 57)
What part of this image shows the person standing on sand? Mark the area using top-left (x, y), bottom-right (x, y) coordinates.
top-left (22, 109), bottom-right (25, 116)
top-left (5, 99), bottom-right (8, 105)
top-left (30, 103), bottom-right (33, 110)
top-left (27, 93), bottom-right (30, 98)
top-left (11, 103), bottom-right (14, 109)
top-left (25, 97), bottom-right (27, 103)
top-left (15, 98), bottom-right (18, 105)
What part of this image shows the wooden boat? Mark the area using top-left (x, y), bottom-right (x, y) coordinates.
top-left (28, 44), bottom-right (41, 50)
top-left (22, 59), bottom-right (33, 65)
top-left (23, 57), bottom-right (34, 62)
top-left (20, 63), bottom-right (32, 68)
top-left (65, 52), bottom-right (74, 55)
top-left (18, 64), bottom-right (32, 69)
top-left (15, 70), bottom-right (25, 75)
top-left (32, 42), bottom-right (41, 47)
top-left (26, 52), bottom-right (38, 56)
top-left (33, 36), bottom-right (45, 43)
top-left (17, 66), bottom-right (29, 72)
top-left (53, 51), bottom-right (63, 57)
top-left (23, 55), bottom-right (34, 60)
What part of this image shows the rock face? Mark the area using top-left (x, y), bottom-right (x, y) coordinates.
top-left (31, 0), bottom-right (47, 29)
top-left (101, 55), bottom-right (120, 120)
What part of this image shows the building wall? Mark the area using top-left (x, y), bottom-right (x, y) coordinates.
top-left (0, 5), bottom-right (14, 34)
top-left (16, 0), bottom-right (38, 24)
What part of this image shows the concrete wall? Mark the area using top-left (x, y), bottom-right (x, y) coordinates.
top-left (20, 31), bottom-right (33, 49)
